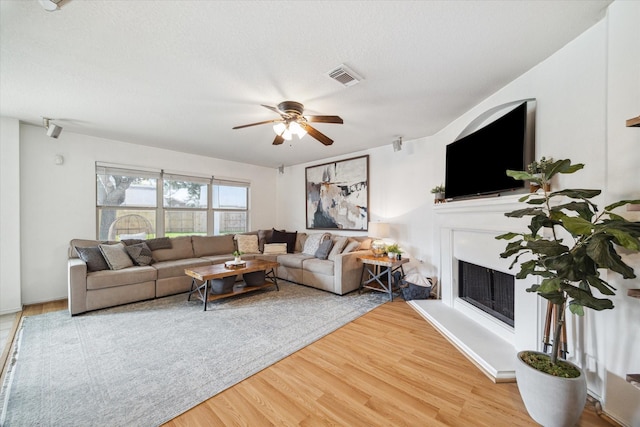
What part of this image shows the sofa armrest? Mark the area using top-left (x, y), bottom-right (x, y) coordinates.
top-left (332, 250), bottom-right (370, 295)
top-left (68, 258), bottom-right (88, 316)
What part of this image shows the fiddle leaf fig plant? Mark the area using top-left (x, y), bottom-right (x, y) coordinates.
top-left (496, 158), bottom-right (640, 366)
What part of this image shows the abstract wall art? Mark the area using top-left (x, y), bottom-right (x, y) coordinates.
top-left (305, 155), bottom-right (369, 231)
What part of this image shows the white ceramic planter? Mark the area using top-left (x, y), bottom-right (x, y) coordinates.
top-left (515, 350), bottom-right (587, 427)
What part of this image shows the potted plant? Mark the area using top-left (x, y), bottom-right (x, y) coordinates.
top-left (496, 158), bottom-right (640, 426)
top-left (527, 156), bottom-right (554, 192)
top-left (386, 243), bottom-right (402, 260)
top-left (233, 250), bottom-right (244, 264)
top-left (431, 184), bottom-right (446, 203)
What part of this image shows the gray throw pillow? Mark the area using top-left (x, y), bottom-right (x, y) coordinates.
top-left (99, 243), bottom-right (134, 270)
top-left (125, 242), bottom-right (154, 266)
top-left (145, 237), bottom-right (172, 251)
top-left (74, 246), bottom-right (109, 272)
top-left (315, 239), bottom-right (333, 260)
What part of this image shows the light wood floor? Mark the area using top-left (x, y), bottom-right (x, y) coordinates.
top-left (2, 299), bottom-right (616, 427)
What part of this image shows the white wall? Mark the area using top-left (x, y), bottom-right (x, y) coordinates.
top-left (0, 117), bottom-right (22, 314)
top-left (275, 2), bottom-right (638, 424)
top-left (17, 123), bottom-right (277, 305)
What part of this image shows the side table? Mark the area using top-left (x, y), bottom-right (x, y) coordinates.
top-left (358, 254), bottom-right (408, 301)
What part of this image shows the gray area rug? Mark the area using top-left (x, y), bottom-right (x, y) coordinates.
top-left (0, 282), bottom-right (386, 426)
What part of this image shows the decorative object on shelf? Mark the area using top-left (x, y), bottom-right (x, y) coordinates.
top-left (368, 221), bottom-right (389, 257)
top-left (233, 250), bottom-right (243, 264)
top-left (430, 184), bottom-right (445, 203)
top-left (306, 155), bottom-right (369, 230)
top-left (496, 158), bottom-right (640, 427)
top-left (386, 243), bottom-right (402, 260)
top-left (526, 156), bottom-right (554, 192)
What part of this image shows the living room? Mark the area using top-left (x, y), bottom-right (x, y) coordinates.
top-left (1, 0), bottom-right (639, 425)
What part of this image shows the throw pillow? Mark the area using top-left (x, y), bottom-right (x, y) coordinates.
top-left (74, 246), bottom-right (109, 272)
top-left (342, 240), bottom-right (362, 253)
top-left (235, 234), bottom-right (260, 254)
top-left (145, 237), bottom-right (172, 251)
top-left (328, 236), bottom-right (348, 261)
top-left (125, 242), bottom-right (154, 266)
top-left (314, 239), bottom-right (333, 260)
top-left (99, 243), bottom-right (134, 270)
top-left (262, 243), bottom-right (288, 255)
top-left (302, 233), bottom-right (330, 255)
top-left (270, 229), bottom-right (297, 253)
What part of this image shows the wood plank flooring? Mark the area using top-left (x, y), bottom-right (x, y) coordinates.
top-left (2, 299), bottom-right (615, 426)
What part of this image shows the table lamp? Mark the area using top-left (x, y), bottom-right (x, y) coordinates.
top-left (368, 222), bottom-right (389, 257)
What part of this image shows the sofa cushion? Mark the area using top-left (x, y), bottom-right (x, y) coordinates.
top-left (263, 243), bottom-right (287, 255)
top-left (302, 232), bottom-right (330, 255)
top-left (125, 242), bottom-right (154, 266)
top-left (99, 243), bottom-right (134, 270)
top-left (86, 266), bottom-right (157, 290)
top-left (303, 258), bottom-right (335, 276)
top-left (235, 234), bottom-right (260, 254)
top-left (152, 258), bottom-right (211, 280)
top-left (75, 246), bottom-right (109, 272)
top-left (343, 239), bottom-right (362, 253)
top-left (192, 235), bottom-right (235, 257)
top-left (276, 253), bottom-right (314, 269)
top-left (258, 229), bottom-right (272, 252)
top-left (145, 237), bottom-right (173, 251)
top-left (328, 236), bottom-right (348, 261)
top-left (270, 229), bottom-right (297, 253)
top-left (152, 236), bottom-right (194, 262)
top-left (314, 239), bottom-right (333, 260)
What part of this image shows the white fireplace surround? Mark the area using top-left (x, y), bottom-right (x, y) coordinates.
top-left (410, 194), bottom-right (542, 381)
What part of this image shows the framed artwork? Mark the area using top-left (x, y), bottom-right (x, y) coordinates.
top-left (305, 155), bottom-right (369, 231)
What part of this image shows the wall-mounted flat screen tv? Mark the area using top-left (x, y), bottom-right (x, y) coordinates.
top-left (444, 100), bottom-right (535, 200)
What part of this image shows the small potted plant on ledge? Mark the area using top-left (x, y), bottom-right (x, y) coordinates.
top-left (431, 184), bottom-right (445, 203)
top-left (496, 158), bottom-right (640, 427)
top-left (233, 250), bottom-right (244, 264)
top-left (527, 156), bottom-right (554, 192)
top-left (386, 243), bottom-right (402, 260)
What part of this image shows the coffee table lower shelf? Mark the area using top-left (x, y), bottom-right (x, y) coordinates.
top-left (195, 281), bottom-right (276, 304)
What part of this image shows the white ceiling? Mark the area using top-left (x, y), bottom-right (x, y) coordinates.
top-left (0, 0), bottom-right (611, 168)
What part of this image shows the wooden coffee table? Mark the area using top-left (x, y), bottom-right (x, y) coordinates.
top-left (185, 259), bottom-right (279, 311)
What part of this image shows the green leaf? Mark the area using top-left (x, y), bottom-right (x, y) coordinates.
top-left (605, 199), bottom-right (640, 212)
top-left (495, 232), bottom-right (521, 241)
top-left (526, 239), bottom-right (570, 257)
top-left (550, 189), bottom-right (601, 200)
top-left (552, 202), bottom-right (595, 221)
top-left (528, 214), bottom-right (551, 237)
top-left (505, 207), bottom-right (542, 218)
top-left (562, 216), bottom-right (594, 236)
top-left (564, 285), bottom-right (614, 312)
top-left (538, 277), bottom-right (562, 293)
top-left (544, 159), bottom-right (572, 180)
top-left (568, 303), bottom-right (585, 316)
top-left (515, 260), bottom-right (538, 279)
top-left (506, 170), bottom-right (538, 182)
top-left (605, 228), bottom-right (640, 251)
top-left (499, 240), bottom-right (525, 258)
top-left (585, 275), bottom-right (616, 296)
top-left (586, 234), bottom-right (636, 279)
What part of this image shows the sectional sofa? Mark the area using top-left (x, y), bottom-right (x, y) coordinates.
top-left (67, 229), bottom-right (372, 315)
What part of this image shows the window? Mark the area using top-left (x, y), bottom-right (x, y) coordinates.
top-left (96, 164), bottom-right (250, 239)
top-left (212, 179), bottom-right (249, 235)
top-left (96, 166), bottom-right (158, 240)
top-left (163, 175), bottom-right (209, 237)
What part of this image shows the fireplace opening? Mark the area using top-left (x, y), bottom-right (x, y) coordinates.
top-left (458, 260), bottom-right (515, 327)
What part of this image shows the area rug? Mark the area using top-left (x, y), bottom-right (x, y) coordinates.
top-left (0, 282), bottom-right (386, 427)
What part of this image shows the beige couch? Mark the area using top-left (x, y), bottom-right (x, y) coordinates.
top-left (68, 231), bottom-right (372, 315)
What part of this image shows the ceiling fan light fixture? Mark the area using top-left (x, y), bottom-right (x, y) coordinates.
top-left (273, 122), bottom-right (286, 135)
top-left (282, 127), bottom-right (293, 141)
top-left (289, 121), bottom-right (307, 139)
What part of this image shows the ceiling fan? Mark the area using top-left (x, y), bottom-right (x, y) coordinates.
top-left (232, 101), bottom-right (343, 146)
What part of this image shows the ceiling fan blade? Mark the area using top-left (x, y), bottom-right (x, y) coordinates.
top-left (306, 115), bottom-right (343, 124)
top-left (261, 104), bottom-right (281, 114)
top-left (232, 119), bottom-right (280, 130)
top-left (300, 123), bottom-right (334, 146)
top-left (272, 134), bottom-right (285, 145)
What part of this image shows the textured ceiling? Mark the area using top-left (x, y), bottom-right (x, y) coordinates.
top-left (0, 0), bottom-right (611, 168)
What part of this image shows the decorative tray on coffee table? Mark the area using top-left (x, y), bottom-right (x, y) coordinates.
top-left (225, 260), bottom-right (247, 269)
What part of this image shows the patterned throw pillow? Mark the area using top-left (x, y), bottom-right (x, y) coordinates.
top-left (74, 246), bottom-right (109, 272)
top-left (99, 243), bottom-right (134, 270)
top-left (235, 234), bottom-right (260, 254)
top-left (302, 233), bottom-right (331, 255)
top-left (125, 242), bottom-right (154, 266)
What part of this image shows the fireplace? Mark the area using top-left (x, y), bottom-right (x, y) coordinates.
top-left (458, 260), bottom-right (515, 327)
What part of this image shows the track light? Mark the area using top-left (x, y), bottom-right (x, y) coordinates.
top-left (43, 117), bottom-right (63, 139)
top-left (392, 137), bottom-right (403, 152)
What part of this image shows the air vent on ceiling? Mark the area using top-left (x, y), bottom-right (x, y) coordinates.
top-left (327, 64), bottom-right (363, 87)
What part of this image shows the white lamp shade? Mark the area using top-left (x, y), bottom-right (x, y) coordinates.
top-left (289, 121), bottom-right (307, 138)
top-left (368, 222), bottom-right (389, 238)
top-left (273, 122), bottom-right (286, 135)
